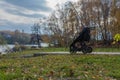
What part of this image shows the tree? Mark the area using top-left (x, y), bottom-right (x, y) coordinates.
top-left (76, 0), bottom-right (114, 45)
top-left (38, 0), bottom-right (120, 47)
top-left (11, 30), bottom-right (30, 44)
top-left (47, 2), bottom-right (86, 47)
top-left (0, 34), bottom-right (6, 45)
top-left (47, 12), bottom-right (62, 47)
top-left (31, 22), bottom-right (42, 47)
top-left (110, 0), bottom-right (120, 36)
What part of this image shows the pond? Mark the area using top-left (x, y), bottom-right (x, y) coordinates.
top-left (0, 43), bottom-right (49, 54)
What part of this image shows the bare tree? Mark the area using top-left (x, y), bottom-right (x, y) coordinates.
top-left (77, 0), bottom-right (113, 45)
top-left (47, 2), bottom-right (81, 47)
top-left (31, 22), bottom-right (42, 48)
top-left (110, 0), bottom-right (120, 36)
top-left (41, 0), bottom-right (120, 47)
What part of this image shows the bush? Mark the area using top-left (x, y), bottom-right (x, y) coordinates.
top-left (114, 34), bottom-right (120, 42)
top-left (20, 45), bottom-right (28, 50)
top-left (12, 45), bottom-right (28, 52)
top-left (112, 34), bottom-right (120, 48)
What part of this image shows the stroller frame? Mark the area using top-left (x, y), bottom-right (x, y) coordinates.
top-left (70, 27), bottom-right (93, 54)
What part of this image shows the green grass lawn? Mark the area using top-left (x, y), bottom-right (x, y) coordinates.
top-left (94, 47), bottom-right (120, 52)
top-left (0, 48), bottom-right (120, 80)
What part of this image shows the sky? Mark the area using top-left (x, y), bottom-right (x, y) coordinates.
top-left (0, 0), bottom-right (78, 33)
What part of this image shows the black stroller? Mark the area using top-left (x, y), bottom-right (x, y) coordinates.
top-left (70, 27), bottom-right (93, 54)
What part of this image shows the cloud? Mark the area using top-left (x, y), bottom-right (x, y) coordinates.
top-left (0, 0), bottom-right (49, 25)
top-left (4, 7), bottom-right (47, 18)
top-left (0, 0), bottom-right (79, 25)
top-left (0, 0), bottom-right (78, 33)
top-left (0, 22), bottom-right (32, 33)
top-left (4, 0), bottom-right (51, 11)
top-left (0, 8), bottom-right (38, 24)
top-left (46, 0), bottom-right (78, 10)
top-left (0, 0), bottom-right (52, 33)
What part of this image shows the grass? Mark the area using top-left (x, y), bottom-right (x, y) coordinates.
top-left (0, 47), bottom-right (120, 80)
top-left (1, 54), bottom-right (120, 80)
top-left (94, 47), bottom-right (120, 52)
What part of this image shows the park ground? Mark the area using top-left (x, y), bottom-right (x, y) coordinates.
top-left (0, 47), bottom-right (120, 80)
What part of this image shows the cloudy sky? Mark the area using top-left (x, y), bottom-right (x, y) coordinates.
top-left (0, 0), bottom-right (78, 33)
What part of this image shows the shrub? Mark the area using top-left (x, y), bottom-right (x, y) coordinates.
top-left (114, 34), bottom-right (120, 42)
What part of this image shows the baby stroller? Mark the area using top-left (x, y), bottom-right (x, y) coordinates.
top-left (70, 27), bottom-right (93, 54)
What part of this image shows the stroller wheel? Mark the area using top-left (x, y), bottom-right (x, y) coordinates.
top-left (82, 48), bottom-right (87, 54)
top-left (86, 47), bottom-right (92, 53)
top-left (82, 46), bottom-right (92, 54)
top-left (70, 46), bottom-right (77, 54)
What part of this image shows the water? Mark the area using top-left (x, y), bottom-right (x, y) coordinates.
top-left (0, 45), bottom-right (14, 54)
top-left (0, 43), bottom-right (49, 54)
